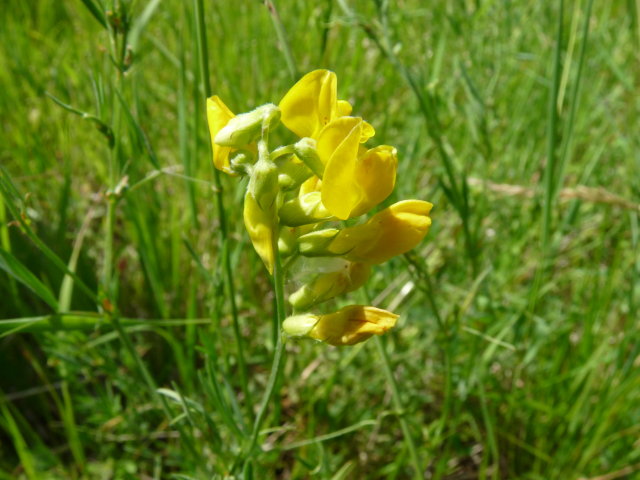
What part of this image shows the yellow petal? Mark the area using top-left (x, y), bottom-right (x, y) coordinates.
top-left (336, 99), bottom-right (353, 117)
top-left (360, 121), bottom-right (376, 143)
top-left (330, 200), bottom-right (433, 264)
top-left (349, 145), bottom-right (398, 218)
top-left (299, 175), bottom-right (321, 196)
top-left (206, 96), bottom-right (236, 174)
top-left (317, 117), bottom-right (363, 219)
top-left (279, 70), bottom-right (337, 138)
top-left (243, 190), bottom-right (277, 274)
top-left (308, 305), bottom-right (399, 346)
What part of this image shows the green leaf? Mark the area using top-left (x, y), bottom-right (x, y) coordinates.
top-left (0, 248), bottom-right (59, 311)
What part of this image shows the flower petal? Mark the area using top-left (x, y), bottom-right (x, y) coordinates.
top-left (317, 117), bottom-right (363, 219)
top-left (330, 200), bottom-right (433, 264)
top-left (279, 70), bottom-right (337, 138)
top-left (308, 305), bottom-right (399, 346)
top-left (206, 96), bottom-right (236, 174)
top-left (349, 145), bottom-right (398, 218)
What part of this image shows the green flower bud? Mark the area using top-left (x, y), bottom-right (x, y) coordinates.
top-left (248, 157), bottom-right (279, 211)
top-left (293, 137), bottom-right (324, 179)
top-left (279, 192), bottom-right (333, 227)
top-left (297, 228), bottom-right (340, 256)
top-left (278, 226), bottom-right (297, 257)
top-left (289, 260), bottom-right (371, 310)
top-left (229, 149), bottom-right (255, 175)
top-left (215, 103), bottom-right (280, 147)
top-left (276, 155), bottom-right (313, 191)
top-left (283, 314), bottom-right (319, 337)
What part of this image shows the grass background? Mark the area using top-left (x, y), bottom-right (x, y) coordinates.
top-left (1, 0), bottom-right (640, 478)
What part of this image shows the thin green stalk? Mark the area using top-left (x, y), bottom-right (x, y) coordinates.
top-left (242, 217), bottom-right (288, 469)
top-left (374, 336), bottom-right (424, 480)
top-left (541, 0), bottom-right (565, 251)
top-left (555, 0), bottom-right (594, 200)
top-left (264, 0), bottom-right (298, 79)
top-left (194, 0), bottom-right (252, 409)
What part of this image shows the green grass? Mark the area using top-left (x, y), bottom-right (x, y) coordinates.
top-left (1, 0), bottom-right (640, 478)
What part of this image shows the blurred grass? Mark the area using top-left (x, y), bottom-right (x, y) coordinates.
top-left (1, 0), bottom-right (640, 479)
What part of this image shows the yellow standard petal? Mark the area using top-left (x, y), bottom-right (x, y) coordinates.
top-left (329, 200), bottom-right (433, 264)
top-left (279, 70), bottom-right (337, 138)
top-left (206, 96), bottom-right (236, 174)
top-left (317, 117), bottom-right (363, 220)
top-left (308, 305), bottom-right (399, 346)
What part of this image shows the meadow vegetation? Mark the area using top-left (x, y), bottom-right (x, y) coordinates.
top-left (1, 1), bottom-right (639, 478)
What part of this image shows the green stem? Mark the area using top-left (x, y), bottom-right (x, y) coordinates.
top-left (541, 0), bottom-right (564, 252)
top-left (374, 336), bottom-right (424, 479)
top-left (243, 220), bottom-right (287, 467)
top-left (194, 0), bottom-right (252, 410)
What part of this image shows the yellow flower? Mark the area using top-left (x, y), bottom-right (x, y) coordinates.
top-left (283, 305), bottom-right (399, 346)
top-left (316, 117), bottom-right (397, 219)
top-left (206, 96), bottom-right (236, 174)
top-left (279, 69), bottom-right (374, 141)
top-left (298, 200), bottom-right (432, 264)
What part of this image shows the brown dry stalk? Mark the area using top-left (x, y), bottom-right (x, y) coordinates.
top-left (467, 177), bottom-right (640, 212)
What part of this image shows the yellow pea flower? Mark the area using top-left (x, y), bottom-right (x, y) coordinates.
top-left (279, 69), bottom-right (374, 141)
top-left (313, 117), bottom-right (397, 219)
top-left (206, 96), bottom-right (236, 174)
top-left (333, 200), bottom-right (432, 264)
top-left (289, 259), bottom-right (371, 310)
top-left (298, 200), bottom-right (432, 264)
top-left (283, 305), bottom-right (399, 346)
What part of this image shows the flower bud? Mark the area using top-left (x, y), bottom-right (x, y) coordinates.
top-left (248, 156), bottom-right (279, 211)
top-left (275, 155), bottom-right (313, 191)
top-left (283, 314), bottom-right (319, 337)
top-left (297, 228), bottom-right (340, 256)
top-left (228, 149), bottom-right (255, 175)
top-left (293, 138), bottom-right (324, 179)
top-left (279, 192), bottom-right (333, 227)
top-left (289, 260), bottom-right (371, 310)
top-left (215, 103), bottom-right (280, 147)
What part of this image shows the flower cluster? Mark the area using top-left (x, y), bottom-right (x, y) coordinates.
top-left (207, 70), bottom-right (432, 346)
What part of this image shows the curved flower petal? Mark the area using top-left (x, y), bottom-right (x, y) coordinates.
top-left (336, 99), bottom-right (353, 117)
top-left (317, 117), bottom-right (363, 219)
top-left (348, 145), bottom-right (398, 218)
top-left (243, 190), bottom-right (277, 274)
top-left (279, 70), bottom-right (337, 138)
top-left (309, 305), bottom-right (398, 346)
top-left (206, 96), bottom-right (236, 174)
top-left (330, 200), bottom-right (433, 264)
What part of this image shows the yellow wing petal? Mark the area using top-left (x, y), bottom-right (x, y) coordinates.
top-left (349, 145), bottom-right (398, 218)
top-left (317, 117), bottom-right (363, 220)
